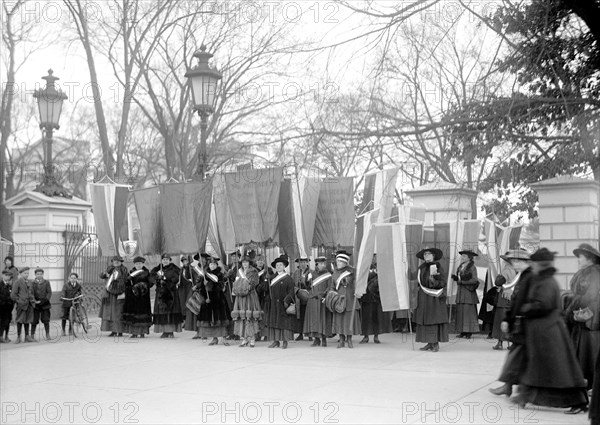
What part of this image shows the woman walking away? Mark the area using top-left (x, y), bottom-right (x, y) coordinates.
top-left (414, 247), bottom-right (448, 352)
top-left (510, 248), bottom-right (588, 414)
top-left (452, 250), bottom-right (479, 339)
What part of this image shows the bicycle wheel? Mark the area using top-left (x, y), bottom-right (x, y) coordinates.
top-left (69, 307), bottom-right (80, 337)
top-left (78, 304), bottom-right (89, 334)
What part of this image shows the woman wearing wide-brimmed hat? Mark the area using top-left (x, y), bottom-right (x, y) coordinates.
top-left (197, 257), bottom-right (231, 346)
top-left (509, 248), bottom-right (588, 413)
top-left (266, 256), bottom-right (296, 349)
top-left (150, 254), bottom-right (183, 338)
top-left (99, 255), bottom-right (129, 337)
top-left (564, 244), bottom-right (600, 397)
top-left (179, 255), bottom-right (200, 335)
top-left (489, 249), bottom-right (532, 397)
top-left (414, 247), bottom-right (447, 352)
top-left (231, 255), bottom-right (262, 347)
top-left (255, 254), bottom-right (274, 341)
top-left (122, 256), bottom-right (153, 338)
top-left (328, 251), bottom-right (361, 349)
top-left (452, 249), bottom-right (480, 339)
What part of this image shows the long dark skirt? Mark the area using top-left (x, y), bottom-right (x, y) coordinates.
top-left (455, 303), bottom-right (479, 333)
top-left (589, 345), bottom-right (600, 424)
top-left (416, 323), bottom-right (449, 343)
top-left (519, 385), bottom-right (588, 408)
top-left (491, 306), bottom-right (508, 340)
top-left (268, 327), bottom-right (294, 341)
top-left (360, 301), bottom-right (392, 336)
top-left (499, 344), bottom-right (526, 384)
top-left (99, 294), bottom-right (124, 332)
top-left (571, 325), bottom-right (600, 390)
top-left (332, 309), bottom-right (361, 335)
top-left (123, 291), bottom-right (153, 335)
top-left (304, 298), bottom-right (333, 337)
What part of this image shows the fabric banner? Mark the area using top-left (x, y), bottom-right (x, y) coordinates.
top-left (225, 167), bottom-right (283, 244)
top-left (446, 220), bottom-right (482, 303)
top-left (422, 223), bottom-right (451, 301)
top-left (132, 187), bottom-right (161, 255)
top-left (90, 182), bottom-right (130, 257)
top-left (374, 223), bottom-right (423, 311)
top-left (212, 174), bottom-right (236, 255)
top-left (277, 179), bottom-right (299, 258)
top-left (291, 176), bottom-right (321, 257)
top-left (483, 219), bottom-right (523, 282)
top-left (313, 177), bottom-right (355, 247)
top-left (392, 204), bottom-right (427, 223)
top-left (354, 209), bottom-right (380, 298)
top-left (160, 181), bottom-right (213, 254)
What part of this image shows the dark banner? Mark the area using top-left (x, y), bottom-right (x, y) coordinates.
top-left (313, 177), bottom-right (355, 247)
top-left (132, 187), bottom-right (161, 255)
top-left (224, 167), bottom-right (283, 244)
top-left (160, 181), bottom-right (213, 254)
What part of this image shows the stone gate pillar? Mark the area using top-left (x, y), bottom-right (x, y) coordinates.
top-left (404, 182), bottom-right (478, 226)
top-left (4, 191), bottom-right (91, 318)
top-left (532, 175), bottom-right (600, 290)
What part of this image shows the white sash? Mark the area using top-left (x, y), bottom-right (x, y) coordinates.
top-left (312, 272), bottom-right (332, 287)
top-left (206, 272), bottom-right (218, 283)
top-left (237, 269), bottom-right (247, 280)
top-left (502, 271), bottom-right (521, 291)
top-left (270, 272), bottom-right (288, 286)
top-left (335, 270), bottom-right (351, 290)
top-left (192, 264), bottom-right (205, 277)
top-left (258, 269), bottom-right (265, 277)
top-left (106, 270), bottom-right (118, 290)
top-left (417, 268), bottom-right (444, 297)
top-left (130, 269), bottom-right (143, 278)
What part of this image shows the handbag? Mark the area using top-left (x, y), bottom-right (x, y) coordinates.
top-left (286, 302), bottom-right (296, 315)
top-left (574, 307), bottom-right (594, 322)
top-left (186, 291), bottom-right (205, 315)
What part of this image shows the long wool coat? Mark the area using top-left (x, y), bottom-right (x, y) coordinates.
top-left (150, 263), bottom-right (183, 325)
top-left (519, 267), bottom-right (587, 389)
top-left (122, 266), bottom-right (153, 329)
top-left (266, 273), bottom-right (295, 330)
top-left (455, 261), bottom-right (479, 304)
top-left (414, 262), bottom-right (448, 325)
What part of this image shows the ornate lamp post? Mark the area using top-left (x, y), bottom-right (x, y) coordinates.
top-left (185, 45), bottom-right (222, 180)
top-left (32, 69), bottom-right (70, 197)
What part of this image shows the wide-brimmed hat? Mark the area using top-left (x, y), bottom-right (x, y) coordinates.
top-left (416, 247), bottom-right (443, 261)
top-left (315, 256), bottom-right (328, 263)
top-left (111, 255), bottom-right (124, 262)
top-left (458, 249), bottom-right (478, 258)
top-left (2, 270), bottom-right (13, 276)
top-left (573, 243), bottom-right (600, 261)
top-left (240, 255), bottom-right (253, 263)
top-left (271, 256), bottom-right (289, 268)
top-left (181, 255), bottom-right (191, 262)
top-left (228, 250), bottom-right (241, 257)
top-left (133, 256), bottom-right (146, 264)
top-left (530, 248), bottom-right (556, 262)
top-left (208, 256), bottom-right (220, 264)
top-left (193, 252), bottom-right (211, 261)
top-left (500, 249), bottom-right (530, 263)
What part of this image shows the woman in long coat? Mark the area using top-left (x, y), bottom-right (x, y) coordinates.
top-left (490, 257), bottom-right (517, 350)
top-left (452, 250), bottom-right (479, 339)
top-left (564, 243), bottom-right (600, 396)
top-left (255, 255), bottom-right (273, 341)
top-left (304, 256), bottom-right (333, 347)
top-left (328, 251), bottom-right (361, 349)
top-left (511, 248), bottom-right (588, 412)
top-left (360, 255), bottom-right (392, 344)
top-left (150, 254), bottom-right (183, 338)
top-left (231, 256), bottom-right (262, 347)
top-left (178, 255), bottom-right (199, 334)
top-left (122, 256), bottom-right (153, 338)
top-left (197, 257), bottom-right (231, 346)
top-left (266, 256), bottom-right (295, 349)
top-left (99, 256), bottom-right (129, 336)
top-left (489, 249), bottom-right (532, 397)
top-left (414, 247), bottom-right (448, 352)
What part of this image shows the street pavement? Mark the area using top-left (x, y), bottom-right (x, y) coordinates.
top-left (0, 318), bottom-right (590, 425)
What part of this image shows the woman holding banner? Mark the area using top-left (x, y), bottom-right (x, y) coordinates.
top-left (414, 247), bottom-right (448, 352)
top-left (328, 251), bottom-right (361, 349)
top-left (452, 250), bottom-right (480, 339)
top-left (304, 256), bottom-right (333, 347)
top-left (179, 255), bottom-right (199, 335)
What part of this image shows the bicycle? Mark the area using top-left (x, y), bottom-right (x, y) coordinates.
top-left (60, 294), bottom-right (89, 337)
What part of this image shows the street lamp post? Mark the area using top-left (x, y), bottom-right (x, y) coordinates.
top-left (185, 45), bottom-right (222, 180)
top-left (32, 69), bottom-right (70, 198)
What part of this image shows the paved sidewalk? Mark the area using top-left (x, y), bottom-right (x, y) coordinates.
top-left (0, 319), bottom-right (590, 425)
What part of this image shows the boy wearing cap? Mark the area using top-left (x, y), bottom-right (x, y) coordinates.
top-left (0, 270), bottom-right (14, 342)
top-left (10, 267), bottom-right (35, 343)
top-left (61, 273), bottom-right (83, 336)
top-left (99, 256), bottom-right (129, 337)
top-left (31, 268), bottom-right (52, 341)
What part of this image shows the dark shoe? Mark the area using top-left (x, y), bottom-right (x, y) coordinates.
top-left (359, 336), bottom-right (369, 344)
top-left (464, 333), bottom-right (472, 339)
top-left (509, 395), bottom-right (527, 408)
top-left (322, 339), bottom-right (327, 347)
top-left (249, 340), bottom-right (255, 348)
top-left (268, 341), bottom-right (280, 348)
top-left (25, 336), bottom-right (36, 343)
top-left (282, 341), bottom-right (288, 349)
top-left (431, 343), bottom-right (439, 352)
top-left (295, 334), bottom-right (303, 341)
top-left (222, 340), bottom-right (230, 346)
top-left (117, 333), bottom-right (123, 337)
top-left (129, 335), bottom-right (138, 339)
top-left (15, 337), bottom-right (22, 344)
top-left (337, 340), bottom-right (345, 349)
top-left (168, 333), bottom-right (175, 338)
top-left (373, 336), bottom-right (380, 344)
top-left (493, 343), bottom-right (503, 350)
top-left (310, 338), bottom-right (321, 347)
top-left (347, 339), bottom-right (353, 349)
top-left (419, 343), bottom-right (432, 351)
top-left (4, 337), bottom-right (10, 343)
top-left (140, 334), bottom-right (145, 338)
top-left (160, 333), bottom-right (168, 338)
top-left (564, 405), bottom-right (588, 415)
top-left (239, 339), bottom-right (249, 347)
top-left (208, 338), bottom-right (218, 346)
top-left (108, 332), bottom-right (117, 337)
top-left (489, 384), bottom-right (512, 397)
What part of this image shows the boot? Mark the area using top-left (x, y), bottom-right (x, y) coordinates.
top-left (268, 341), bottom-right (280, 348)
top-left (419, 343), bottom-right (432, 351)
top-left (373, 335), bottom-right (380, 344)
top-left (108, 332), bottom-right (117, 337)
top-left (337, 335), bottom-right (345, 349)
top-left (346, 336), bottom-right (354, 349)
top-left (432, 342), bottom-right (439, 352)
top-left (310, 337), bottom-right (321, 347)
top-left (359, 336), bottom-right (369, 344)
top-left (322, 338), bottom-right (327, 347)
top-left (282, 340), bottom-right (288, 349)
top-left (493, 341), bottom-right (503, 350)
top-left (488, 383), bottom-right (512, 397)
top-left (25, 335), bottom-right (36, 343)
top-left (295, 334), bottom-right (304, 341)
top-left (208, 337), bottom-right (218, 346)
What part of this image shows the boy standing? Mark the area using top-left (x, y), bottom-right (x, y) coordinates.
top-left (32, 268), bottom-right (53, 341)
top-left (10, 267), bottom-right (35, 343)
top-left (0, 270), bottom-right (14, 342)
